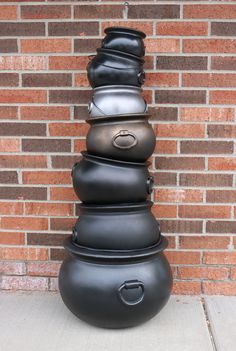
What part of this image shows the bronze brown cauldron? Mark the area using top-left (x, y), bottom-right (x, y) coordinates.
top-left (86, 114), bottom-right (155, 162)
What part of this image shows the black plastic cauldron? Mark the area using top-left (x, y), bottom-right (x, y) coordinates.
top-left (72, 201), bottom-right (160, 250)
top-left (59, 237), bottom-right (172, 329)
top-left (72, 152), bottom-right (153, 204)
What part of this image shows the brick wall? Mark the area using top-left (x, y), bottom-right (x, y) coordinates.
top-left (0, 1), bottom-right (236, 295)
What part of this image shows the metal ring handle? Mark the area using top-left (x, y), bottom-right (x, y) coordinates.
top-left (112, 130), bottom-right (138, 150)
top-left (72, 227), bottom-right (78, 242)
top-left (147, 176), bottom-right (154, 194)
top-left (118, 280), bottom-right (145, 306)
top-left (138, 71), bottom-right (145, 84)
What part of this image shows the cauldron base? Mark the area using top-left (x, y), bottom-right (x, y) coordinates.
top-left (59, 237), bottom-right (173, 329)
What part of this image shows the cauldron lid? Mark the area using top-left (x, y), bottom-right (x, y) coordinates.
top-left (86, 113), bottom-right (151, 124)
top-left (63, 235), bottom-right (168, 261)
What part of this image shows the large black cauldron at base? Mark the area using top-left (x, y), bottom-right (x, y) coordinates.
top-left (58, 26), bottom-right (172, 329)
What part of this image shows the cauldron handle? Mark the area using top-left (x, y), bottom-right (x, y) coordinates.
top-left (112, 130), bottom-right (138, 150)
top-left (118, 280), bottom-right (145, 306)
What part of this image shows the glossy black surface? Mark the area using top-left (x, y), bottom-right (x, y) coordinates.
top-left (86, 114), bottom-right (155, 162)
top-left (59, 237), bottom-right (173, 329)
top-left (72, 152), bottom-right (153, 204)
top-left (72, 201), bottom-right (160, 250)
top-left (102, 27), bottom-right (146, 57)
top-left (87, 49), bottom-right (145, 88)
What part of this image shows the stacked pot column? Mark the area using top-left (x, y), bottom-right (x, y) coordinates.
top-left (59, 27), bottom-right (173, 329)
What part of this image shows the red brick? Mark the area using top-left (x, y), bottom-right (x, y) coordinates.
top-left (156, 157), bottom-right (205, 170)
top-left (25, 202), bottom-right (73, 216)
top-left (160, 220), bottom-right (203, 234)
top-left (157, 22), bottom-right (207, 36)
top-left (74, 73), bottom-right (89, 87)
top-left (0, 5), bottom-right (17, 21)
top-left (27, 262), bottom-right (60, 277)
top-left (0, 171), bottom-right (18, 184)
top-left (128, 5), bottom-right (180, 19)
top-left (22, 73), bottom-right (72, 88)
top-left (101, 21), bottom-right (153, 36)
top-left (203, 252), bottom-right (236, 265)
top-left (0, 276), bottom-right (48, 291)
top-left (0, 22), bottom-right (45, 36)
top-left (179, 205), bottom-right (231, 219)
top-left (0, 90), bottom-right (46, 103)
top-left (0, 232), bottom-right (25, 245)
top-left (20, 106), bottom-right (70, 120)
top-left (154, 140), bottom-right (177, 154)
top-left (49, 56), bottom-right (88, 70)
top-left (183, 73), bottom-right (236, 88)
top-left (48, 22), bottom-right (98, 37)
top-left (203, 282), bottom-right (236, 296)
top-left (152, 204), bottom-right (177, 218)
top-left (184, 39), bottom-right (236, 53)
top-left (166, 251), bottom-right (200, 264)
top-left (212, 56), bottom-right (236, 71)
top-left (74, 5), bottom-right (123, 19)
top-left (21, 5), bottom-right (71, 19)
top-left (207, 190), bottom-right (236, 203)
top-left (231, 268), bottom-right (236, 280)
top-left (210, 91), bottom-right (236, 105)
top-left (50, 187), bottom-right (77, 201)
top-left (180, 173), bottom-right (233, 187)
top-left (0, 6), bottom-right (17, 20)
top-left (179, 267), bottom-right (229, 280)
top-left (145, 73), bottom-right (178, 87)
top-left (0, 139), bottom-right (20, 152)
top-left (23, 171), bottom-right (71, 185)
top-left (208, 157), bottom-right (236, 171)
top-left (179, 236), bottom-right (229, 249)
top-left (155, 124), bottom-right (204, 138)
top-left (0, 106), bottom-right (17, 119)
top-left (27, 233), bottom-right (66, 247)
top-left (145, 39), bottom-right (180, 53)
top-left (0, 56), bottom-right (46, 70)
top-left (180, 141), bottom-right (233, 154)
top-left (0, 261), bottom-right (26, 275)
top-left (207, 221), bottom-right (236, 234)
top-left (180, 107), bottom-right (234, 122)
top-left (0, 247), bottom-right (48, 260)
top-left (208, 125), bottom-right (236, 139)
top-left (155, 189), bottom-right (203, 203)
top-left (0, 187), bottom-right (47, 201)
top-left (49, 90), bottom-right (90, 104)
top-left (49, 122), bottom-right (89, 137)
top-left (0, 202), bottom-right (23, 215)
top-left (184, 5), bottom-right (236, 19)
top-left (74, 139), bottom-right (86, 153)
top-left (0, 217), bottom-right (48, 231)
top-left (156, 90), bottom-right (206, 104)
top-left (0, 122), bottom-right (45, 136)
top-left (50, 217), bottom-right (75, 231)
top-left (0, 155), bottom-right (47, 168)
top-left (21, 39), bottom-right (71, 53)
top-left (172, 281), bottom-right (201, 295)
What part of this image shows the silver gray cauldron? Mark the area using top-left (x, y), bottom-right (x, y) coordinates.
top-left (88, 85), bottom-right (148, 118)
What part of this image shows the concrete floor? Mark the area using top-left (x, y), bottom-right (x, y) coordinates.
top-left (0, 292), bottom-right (235, 351)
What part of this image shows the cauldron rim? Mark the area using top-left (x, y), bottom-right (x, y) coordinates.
top-left (81, 151), bottom-right (150, 167)
top-left (64, 235), bottom-right (168, 261)
top-left (104, 26), bottom-right (146, 39)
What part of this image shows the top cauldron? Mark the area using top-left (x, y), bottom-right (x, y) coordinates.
top-left (101, 27), bottom-right (146, 58)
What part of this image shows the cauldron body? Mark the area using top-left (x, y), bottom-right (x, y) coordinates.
top-left (73, 201), bottom-right (160, 250)
top-left (102, 27), bottom-right (146, 57)
top-left (88, 86), bottom-right (147, 118)
top-left (86, 115), bottom-right (155, 162)
top-left (72, 152), bottom-right (153, 204)
top-left (59, 237), bottom-right (173, 329)
top-left (87, 50), bottom-right (145, 88)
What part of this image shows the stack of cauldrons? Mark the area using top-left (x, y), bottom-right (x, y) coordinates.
top-left (59, 27), bottom-right (173, 329)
